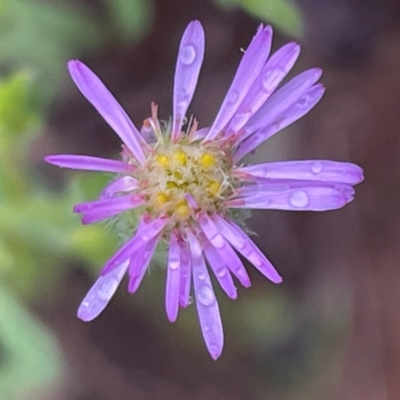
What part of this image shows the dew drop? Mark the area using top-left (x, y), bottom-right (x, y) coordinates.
top-left (188, 295), bottom-right (194, 305)
top-left (262, 68), bottom-right (284, 91)
top-left (197, 271), bottom-right (206, 280)
top-left (228, 90), bottom-right (239, 104)
top-left (180, 45), bottom-right (196, 65)
top-left (197, 284), bottom-right (215, 306)
top-left (298, 94), bottom-right (311, 107)
top-left (311, 162), bottom-right (322, 174)
top-left (248, 252), bottom-right (261, 267)
top-left (231, 111), bottom-right (251, 129)
top-left (169, 259), bottom-right (180, 270)
top-left (245, 124), bottom-right (255, 135)
top-left (289, 190), bottom-right (309, 208)
top-left (97, 278), bottom-right (118, 301)
top-left (203, 325), bottom-right (210, 332)
top-left (217, 268), bottom-right (227, 278)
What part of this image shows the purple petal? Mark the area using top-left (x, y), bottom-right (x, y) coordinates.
top-left (203, 241), bottom-right (237, 299)
top-left (73, 194), bottom-right (144, 215)
top-left (100, 176), bottom-right (140, 199)
top-left (127, 235), bottom-right (160, 293)
top-left (165, 232), bottom-right (181, 321)
top-left (179, 242), bottom-right (192, 308)
top-left (77, 260), bottom-right (129, 321)
top-left (190, 127), bottom-right (210, 142)
top-left (44, 154), bottom-right (133, 173)
top-left (234, 84), bottom-right (325, 162)
top-left (172, 21), bottom-right (205, 141)
top-left (198, 213), bottom-right (251, 287)
top-left (101, 216), bottom-right (169, 275)
top-left (226, 42), bottom-right (301, 134)
top-left (229, 182), bottom-right (355, 211)
top-left (204, 26), bottom-right (273, 141)
top-left (238, 68), bottom-right (322, 143)
top-left (237, 160), bottom-right (364, 185)
top-left (68, 60), bottom-right (148, 164)
top-left (81, 208), bottom-right (126, 224)
top-left (213, 217), bottom-right (282, 284)
top-left (140, 121), bottom-right (157, 143)
top-left (186, 228), bottom-right (224, 360)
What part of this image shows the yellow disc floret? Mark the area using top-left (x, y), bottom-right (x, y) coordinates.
top-left (135, 135), bottom-right (234, 228)
top-left (199, 153), bottom-right (215, 168)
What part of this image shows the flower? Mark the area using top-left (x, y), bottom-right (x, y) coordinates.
top-left (45, 21), bottom-right (364, 360)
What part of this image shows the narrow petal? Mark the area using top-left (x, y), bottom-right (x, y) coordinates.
top-left (100, 176), bottom-right (140, 199)
top-left (179, 241), bottom-right (192, 308)
top-left (165, 232), bottom-right (181, 321)
top-left (127, 235), bottom-right (160, 293)
top-left (205, 26), bottom-right (273, 141)
top-left (81, 208), bottom-right (126, 224)
top-left (234, 84), bottom-right (325, 162)
top-left (213, 216), bottom-right (282, 284)
top-left (172, 21), bottom-right (205, 141)
top-left (45, 154), bottom-right (133, 173)
top-left (73, 194), bottom-right (144, 215)
top-left (101, 216), bottom-right (169, 275)
top-left (198, 213), bottom-right (251, 287)
top-left (190, 127), bottom-right (209, 142)
top-left (203, 241), bottom-right (237, 299)
top-left (226, 42), bottom-right (301, 134)
top-left (77, 260), bottom-right (129, 321)
top-left (237, 160), bottom-right (364, 185)
top-left (186, 229), bottom-right (223, 360)
top-left (68, 60), bottom-right (148, 164)
top-left (237, 68), bottom-right (322, 144)
top-left (229, 182), bottom-right (355, 211)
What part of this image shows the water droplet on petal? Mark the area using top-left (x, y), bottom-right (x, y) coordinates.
top-left (217, 268), bottom-right (227, 278)
top-left (188, 295), bottom-right (194, 305)
top-left (197, 272), bottom-right (205, 280)
top-left (169, 259), bottom-right (180, 270)
top-left (248, 252), bottom-right (261, 267)
top-left (197, 284), bottom-right (215, 306)
top-left (289, 190), bottom-right (309, 208)
top-left (228, 90), bottom-right (239, 104)
top-left (203, 325), bottom-right (210, 332)
top-left (311, 162), bottom-right (322, 174)
top-left (181, 45), bottom-right (196, 65)
top-left (262, 68), bottom-right (284, 91)
top-left (97, 278), bottom-right (119, 301)
top-left (298, 94), bottom-right (311, 107)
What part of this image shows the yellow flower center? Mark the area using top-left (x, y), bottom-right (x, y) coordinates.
top-left (135, 138), bottom-right (233, 227)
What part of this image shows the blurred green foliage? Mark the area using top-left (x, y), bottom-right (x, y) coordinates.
top-left (0, 71), bottom-right (117, 399)
top-left (215, 0), bottom-right (303, 37)
top-left (104, 0), bottom-right (154, 42)
top-left (0, 285), bottom-right (62, 399)
top-left (0, 0), bottom-right (154, 104)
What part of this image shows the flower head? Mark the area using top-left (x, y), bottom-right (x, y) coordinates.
top-left (45, 21), bottom-right (363, 360)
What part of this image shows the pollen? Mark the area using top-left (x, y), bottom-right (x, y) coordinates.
top-left (199, 153), bottom-right (215, 168)
top-left (154, 192), bottom-right (169, 206)
top-left (207, 180), bottom-right (221, 196)
top-left (156, 154), bottom-right (170, 168)
top-left (138, 137), bottom-right (234, 228)
top-left (175, 200), bottom-right (190, 219)
top-left (173, 150), bottom-right (187, 165)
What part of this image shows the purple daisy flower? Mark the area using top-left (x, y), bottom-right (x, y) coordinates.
top-left (45, 21), bottom-right (363, 360)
